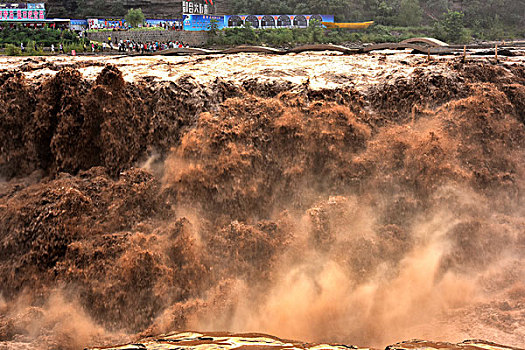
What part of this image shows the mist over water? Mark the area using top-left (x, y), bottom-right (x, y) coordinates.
top-left (0, 60), bottom-right (524, 349)
top-left (156, 87), bottom-right (524, 346)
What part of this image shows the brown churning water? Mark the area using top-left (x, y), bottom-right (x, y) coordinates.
top-left (0, 57), bottom-right (524, 349)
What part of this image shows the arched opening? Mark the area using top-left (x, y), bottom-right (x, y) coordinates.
top-left (310, 14), bottom-right (323, 25)
top-left (228, 15), bottom-right (243, 27)
top-left (261, 15), bottom-right (275, 28)
top-left (245, 15), bottom-right (259, 28)
top-left (277, 15), bottom-right (291, 27)
top-left (293, 15), bottom-right (307, 27)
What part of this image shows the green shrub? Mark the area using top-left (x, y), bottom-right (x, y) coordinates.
top-left (1, 27), bottom-right (81, 48)
top-left (209, 23), bottom-right (454, 48)
top-left (25, 40), bottom-right (39, 55)
top-left (125, 8), bottom-right (145, 28)
top-left (64, 42), bottom-right (86, 53)
top-left (5, 44), bottom-right (22, 56)
top-left (434, 10), bottom-right (471, 44)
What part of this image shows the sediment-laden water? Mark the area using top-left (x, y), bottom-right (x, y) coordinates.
top-left (0, 53), bottom-right (524, 350)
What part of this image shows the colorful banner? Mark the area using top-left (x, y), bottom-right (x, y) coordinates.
top-left (0, 8), bottom-right (45, 21)
top-left (145, 18), bottom-right (182, 25)
top-left (87, 18), bottom-right (105, 29)
top-left (70, 19), bottom-right (88, 30)
top-left (70, 19), bottom-right (88, 25)
top-left (27, 3), bottom-right (45, 9)
top-left (183, 14), bottom-right (224, 31)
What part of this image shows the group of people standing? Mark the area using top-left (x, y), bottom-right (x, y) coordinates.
top-left (49, 43), bottom-right (65, 53)
top-left (19, 42), bottom-right (64, 54)
top-left (15, 38), bottom-right (190, 55)
top-left (115, 39), bottom-right (190, 53)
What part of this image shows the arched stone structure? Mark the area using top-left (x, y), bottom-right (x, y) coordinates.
top-left (309, 14), bottom-right (323, 25)
top-left (293, 15), bottom-right (307, 27)
top-left (261, 15), bottom-right (275, 28)
top-left (245, 15), bottom-right (259, 28)
top-left (277, 15), bottom-right (291, 27)
top-left (228, 15), bottom-right (243, 27)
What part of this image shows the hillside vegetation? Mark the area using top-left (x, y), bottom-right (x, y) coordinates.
top-left (45, 0), bottom-right (524, 42)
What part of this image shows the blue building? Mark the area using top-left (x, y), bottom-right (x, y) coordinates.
top-left (70, 14), bottom-right (334, 32)
top-left (224, 14), bottom-right (334, 29)
top-left (183, 14), bottom-right (224, 31)
top-left (183, 14), bottom-right (334, 31)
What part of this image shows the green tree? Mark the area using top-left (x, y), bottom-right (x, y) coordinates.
top-left (376, 1), bottom-right (394, 25)
top-left (434, 10), bottom-right (469, 43)
top-left (241, 22), bottom-right (258, 44)
top-left (5, 44), bottom-right (22, 56)
top-left (396, 0), bottom-right (422, 26)
top-left (125, 8), bottom-right (145, 28)
top-left (207, 19), bottom-right (220, 45)
top-left (308, 19), bottom-right (324, 43)
top-left (224, 0), bottom-right (523, 38)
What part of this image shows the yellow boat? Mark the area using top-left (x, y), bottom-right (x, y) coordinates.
top-left (322, 21), bottom-right (374, 29)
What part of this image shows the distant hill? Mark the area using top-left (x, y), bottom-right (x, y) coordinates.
top-left (34, 0), bottom-right (525, 38)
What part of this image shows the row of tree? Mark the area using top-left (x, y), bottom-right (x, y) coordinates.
top-left (231, 0), bottom-right (524, 39)
top-left (47, 0), bottom-right (524, 27)
top-left (46, 0), bottom-right (524, 41)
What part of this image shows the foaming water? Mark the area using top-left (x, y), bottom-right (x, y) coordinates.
top-left (0, 59), bottom-right (524, 349)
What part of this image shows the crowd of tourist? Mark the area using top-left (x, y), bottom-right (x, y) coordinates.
top-left (113, 39), bottom-right (190, 53)
top-left (87, 21), bottom-right (183, 31)
top-left (13, 39), bottom-right (190, 54)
